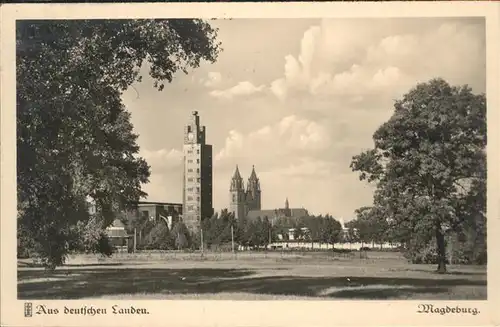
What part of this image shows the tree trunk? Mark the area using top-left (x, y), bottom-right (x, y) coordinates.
top-left (435, 222), bottom-right (447, 274)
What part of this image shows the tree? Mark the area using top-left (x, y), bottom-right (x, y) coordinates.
top-left (319, 216), bottom-right (342, 248)
top-left (148, 221), bottom-right (170, 249)
top-left (305, 216), bottom-right (322, 245)
top-left (262, 216), bottom-right (273, 248)
top-left (241, 219), bottom-right (258, 249)
top-left (350, 78), bottom-right (486, 273)
top-left (171, 221), bottom-right (190, 250)
top-left (17, 20), bottom-right (221, 268)
top-left (352, 206), bottom-right (389, 247)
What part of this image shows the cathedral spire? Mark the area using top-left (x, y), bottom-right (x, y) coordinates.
top-left (230, 165), bottom-right (244, 191)
top-left (246, 164), bottom-right (260, 193)
top-left (233, 165), bottom-right (242, 180)
top-left (285, 197), bottom-right (289, 209)
top-left (249, 165), bottom-right (258, 181)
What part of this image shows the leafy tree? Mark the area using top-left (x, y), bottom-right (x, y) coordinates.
top-left (251, 217), bottom-right (264, 248)
top-left (305, 216), bottom-right (322, 244)
top-left (190, 230), bottom-right (202, 251)
top-left (201, 213), bottom-right (218, 247)
top-left (217, 209), bottom-right (234, 245)
top-left (350, 78), bottom-right (486, 273)
top-left (318, 216), bottom-right (342, 248)
top-left (17, 19), bottom-right (221, 268)
top-left (171, 221), bottom-right (190, 250)
top-left (351, 206), bottom-right (389, 247)
top-left (148, 222), bottom-right (170, 249)
top-left (241, 219), bottom-right (258, 249)
top-left (261, 216), bottom-right (273, 248)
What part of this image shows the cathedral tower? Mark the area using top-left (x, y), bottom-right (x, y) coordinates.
top-left (229, 165), bottom-right (246, 220)
top-left (182, 111), bottom-right (213, 233)
top-left (245, 165), bottom-right (261, 212)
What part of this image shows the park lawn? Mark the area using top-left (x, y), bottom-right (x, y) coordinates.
top-left (17, 251), bottom-right (487, 300)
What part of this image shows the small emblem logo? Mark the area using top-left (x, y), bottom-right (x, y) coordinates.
top-left (24, 302), bottom-right (33, 317)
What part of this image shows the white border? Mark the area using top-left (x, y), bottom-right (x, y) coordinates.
top-left (1, 2), bottom-right (499, 327)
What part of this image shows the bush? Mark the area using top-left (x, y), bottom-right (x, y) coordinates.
top-left (404, 231), bottom-right (486, 265)
top-left (404, 241), bottom-right (440, 264)
top-left (447, 231), bottom-right (487, 265)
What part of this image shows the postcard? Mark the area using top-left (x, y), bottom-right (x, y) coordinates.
top-left (1, 2), bottom-right (499, 327)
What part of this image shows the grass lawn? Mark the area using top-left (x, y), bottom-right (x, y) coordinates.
top-left (17, 251), bottom-right (487, 300)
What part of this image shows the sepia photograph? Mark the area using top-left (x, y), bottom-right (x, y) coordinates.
top-left (15, 15), bottom-right (488, 301)
top-left (1, 2), bottom-right (499, 327)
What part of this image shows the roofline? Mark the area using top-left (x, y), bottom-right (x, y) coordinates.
top-left (135, 201), bottom-right (183, 206)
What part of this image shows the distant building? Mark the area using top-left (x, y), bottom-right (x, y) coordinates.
top-left (133, 201), bottom-right (183, 229)
top-left (106, 219), bottom-right (130, 248)
top-left (229, 165), bottom-right (309, 223)
top-left (229, 165), bottom-right (261, 219)
top-left (87, 200), bottom-right (182, 232)
top-left (182, 111), bottom-right (214, 233)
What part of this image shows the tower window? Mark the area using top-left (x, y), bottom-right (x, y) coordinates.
top-left (187, 196), bottom-right (193, 201)
top-left (196, 168), bottom-right (200, 173)
top-left (188, 169), bottom-right (193, 172)
top-left (197, 178), bottom-right (200, 183)
top-left (197, 150), bottom-right (200, 154)
top-left (197, 159), bottom-right (200, 163)
top-left (233, 194), bottom-right (236, 202)
top-left (188, 159), bottom-right (193, 163)
top-left (188, 178), bottom-right (194, 182)
top-left (187, 188), bottom-right (193, 192)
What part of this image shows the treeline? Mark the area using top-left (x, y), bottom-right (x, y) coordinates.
top-left (345, 205), bottom-right (486, 265)
top-left (129, 209), bottom-right (347, 251)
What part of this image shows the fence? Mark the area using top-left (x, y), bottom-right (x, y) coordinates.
top-left (63, 246), bottom-right (405, 266)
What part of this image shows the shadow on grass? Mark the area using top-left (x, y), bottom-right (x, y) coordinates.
top-left (388, 267), bottom-right (486, 276)
top-left (17, 266), bottom-right (486, 300)
top-left (17, 262), bottom-right (133, 268)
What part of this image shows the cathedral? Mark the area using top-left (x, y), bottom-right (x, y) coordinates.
top-left (229, 165), bottom-right (261, 220)
top-left (229, 165), bottom-right (309, 222)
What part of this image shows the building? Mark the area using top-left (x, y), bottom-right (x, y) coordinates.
top-left (134, 202), bottom-right (183, 230)
top-left (182, 111), bottom-right (214, 233)
top-left (229, 165), bottom-right (261, 219)
top-left (106, 219), bottom-right (130, 249)
top-left (229, 165), bottom-right (309, 223)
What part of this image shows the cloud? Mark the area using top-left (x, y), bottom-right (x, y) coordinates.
top-left (269, 19), bottom-right (485, 102)
top-left (278, 157), bottom-right (335, 179)
top-left (202, 72), bottom-right (223, 88)
top-left (210, 81), bottom-right (265, 100)
top-left (214, 115), bottom-right (330, 166)
top-left (270, 78), bottom-right (288, 101)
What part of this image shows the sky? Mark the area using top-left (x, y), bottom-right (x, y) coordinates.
top-left (120, 17), bottom-right (486, 221)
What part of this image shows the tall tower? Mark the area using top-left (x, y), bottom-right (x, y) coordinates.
top-left (246, 165), bottom-right (261, 212)
top-left (284, 197), bottom-right (291, 217)
top-left (229, 165), bottom-right (246, 220)
top-left (182, 111), bottom-right (213, 233)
